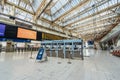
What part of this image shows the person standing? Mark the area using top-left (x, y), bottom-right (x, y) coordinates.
top-left (0, 44), bottom-right (2, 53)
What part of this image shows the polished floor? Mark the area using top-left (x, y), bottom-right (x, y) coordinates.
top-left (0, 49), bottom-right (120, 80)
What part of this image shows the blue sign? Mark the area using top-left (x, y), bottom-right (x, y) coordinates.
top-left (0, 24), bottom-right (6, 36)
top-left (0, 38), bottom-right (6, 41)
top-left (13, 39), bottom-right (31, 42)
top-left (36, 48), bottom-right (44, 60)
top-left (0, 38), bottom-right (31, 42)
top-left (87, 40), bottom-right (94, 45)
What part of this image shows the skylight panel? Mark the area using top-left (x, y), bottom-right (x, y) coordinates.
top-left (8, 0), bottom-right (19, 5)
top-left (54, 1), bottom-right (62, 11)
top-left (19, 1), bottom-right (26, 8)
top-left (60, 0), bottom-right (68, 5)
top-left (51, 7), bottom-right (57, 14)
top-left (71, 0), bottom-right (79, 6)
top-left (32, 0), bottom-right (43, 11)
top-left (26, 5), bottom-right (32, 12)
top-left (64, 3), bottom-right (71, 10)
top-left (3, 4), bottom-right (12, 14)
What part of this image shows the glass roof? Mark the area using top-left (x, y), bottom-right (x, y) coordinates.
top-left (50, 0), bottom-right (82, 20)
top-left (32, 0), bottom-right (43, 11)
top-left (0, 0), bottom-right (120, 39)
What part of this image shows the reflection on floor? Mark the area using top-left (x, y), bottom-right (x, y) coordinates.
top-left (0, 49), bottom-right (120, 80)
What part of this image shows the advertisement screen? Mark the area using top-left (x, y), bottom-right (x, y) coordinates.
top-left (37, 31), bottom-right (42, 41)
top-left (0, 24), bottom-right (6, 36)
top-left (5, 25), bottom-right (18, 38)
top-left (17, 28), bottom-right (36, 40)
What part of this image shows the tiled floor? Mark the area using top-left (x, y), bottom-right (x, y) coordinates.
top-left (0, 49), bottom-right (120, 80)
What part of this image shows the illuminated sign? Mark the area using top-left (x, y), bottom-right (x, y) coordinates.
top-left (0, 24), bottom-right (6, 36)
top-left (17, 28), bottom-right (36, 40)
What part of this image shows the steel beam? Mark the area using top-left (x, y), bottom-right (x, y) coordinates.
top-left (36, 0), bottom-right (53, 20)
top-left (64, 1), bottom-right (120, 28)
top-left (53, 0), bottom-right (89, 22)
top-left (73, 15), bottom-right (120, 31)
top-left (6, 1), bottom-right (34, 15)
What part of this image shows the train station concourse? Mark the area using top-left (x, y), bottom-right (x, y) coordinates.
top-left (0, 0), bottom-right (120, 80)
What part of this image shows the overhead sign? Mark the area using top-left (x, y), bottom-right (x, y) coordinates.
top-left (0, 24), bottom-right (6, 36)
top-left (17, 28), bottom-right (36, 40)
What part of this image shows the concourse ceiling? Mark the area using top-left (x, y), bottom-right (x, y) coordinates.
top-left (0, 0), bottom-right (120, 41)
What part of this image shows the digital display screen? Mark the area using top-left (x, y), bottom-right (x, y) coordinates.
top-left (37, 31), bottom-right (42, 41)
top-left (5, 25), bottom-right (18, 39)
top-left (0, 24), bottom-right (6, 36)
top-left (17, 28), bottom-right (36, 40)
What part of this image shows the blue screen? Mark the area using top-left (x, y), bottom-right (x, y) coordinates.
top-left (0, 24), bottom-right (6, 36)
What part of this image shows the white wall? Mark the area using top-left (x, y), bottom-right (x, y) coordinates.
top-left (31, 41), bottom-right (41, 47)
top-left (16, 43), bottom-right (25, 47)
top-left (117, 39), bottom-right (120, 47)
top-left (0, 42), bottom-right (7, 47)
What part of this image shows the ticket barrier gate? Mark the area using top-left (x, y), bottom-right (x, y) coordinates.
top-left (41, 39), bottom-right (84, 60)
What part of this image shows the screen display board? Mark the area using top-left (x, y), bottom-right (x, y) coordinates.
top-left (17, 28), bottom-right (36, 40)
top-left (0, 24), bottom-right (6, 36)
top-left (37, 31), bottom-right (42, 41)
top-left (5, 25), bottom-right (18, 39)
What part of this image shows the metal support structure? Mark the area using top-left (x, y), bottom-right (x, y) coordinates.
top-left (56, 42), bottom-right (58, 57)
top-left (92, 3), bottom-right (97, 40)
top-left (37, 0), bottom-right (53, 19)
top-left (81, 40), bottom-right (84, 60)
top-left (30, 46), bottom-right (34, 59)
top-left (72, 42), bottom-right (74, 58)
top-left (63, 42), bottom-right (66, 58)
top-left (65, 2), bottom-right (120, 29)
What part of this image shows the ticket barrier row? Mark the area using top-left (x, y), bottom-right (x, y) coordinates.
top-left (45, 47), bottom-right (82, 58)
top-left (14, 47), bottom-right (40, 52)
top-left (41, 39), bottom-right (84, 60)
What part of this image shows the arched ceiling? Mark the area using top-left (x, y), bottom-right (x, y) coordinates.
top-left (0, 0), bottom-right (120, 41)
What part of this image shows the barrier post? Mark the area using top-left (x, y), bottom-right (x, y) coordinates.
top-left (30, 46), bottom-right (34, 59)
top-left (68, 50), bottom-right (72, 64)
top-left (81, 40), bottom-right (84, 60)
